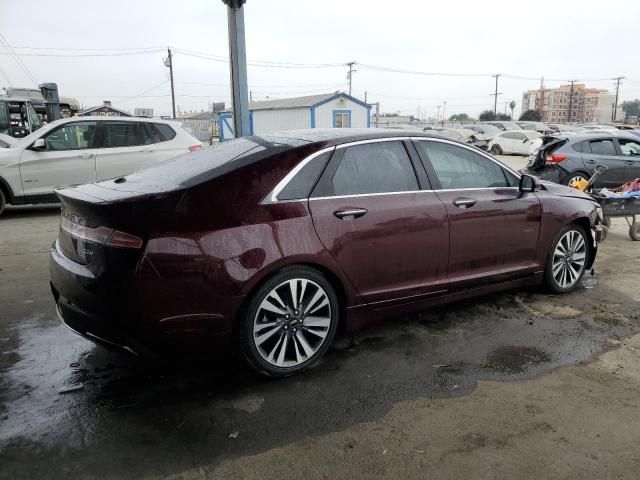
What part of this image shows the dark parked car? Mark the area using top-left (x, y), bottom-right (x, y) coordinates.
top-left (525, 133), bottom-right (640, 188)
top-left (50, 129), bottom-right (604, 377)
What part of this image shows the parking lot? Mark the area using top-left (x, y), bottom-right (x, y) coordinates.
top-left (0, 153), bottom-right (639, 479)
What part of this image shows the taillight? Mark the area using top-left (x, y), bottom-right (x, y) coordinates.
top-left (546, 153), bottom-right (568, 163)
top-left (188, 144), bottom-right (202, 152)
top-left (61, 217), bottom-right (143, 249)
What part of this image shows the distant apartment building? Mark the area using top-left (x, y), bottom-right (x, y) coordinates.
top-left (522, 84), bottom-right (623, 124)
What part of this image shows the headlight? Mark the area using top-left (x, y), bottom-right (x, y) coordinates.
top-left (595, 205), bottom-right (603, 222)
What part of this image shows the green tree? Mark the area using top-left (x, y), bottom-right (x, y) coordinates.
top-left (449, 113), bottom-right (471, 122)
top-left (509, 100), bottom-right (516, 120)
top-left (519, 109), bottom-right (542, 121)
top-left (496, 113), bottom-right (512, 120)
top-left (479, 110), bottom-right (496, 121)
top-left (622, 99), bottom-right (640, 117)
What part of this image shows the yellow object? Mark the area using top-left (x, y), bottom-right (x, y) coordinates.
top-left (568, 178), bottom-right (589, 191)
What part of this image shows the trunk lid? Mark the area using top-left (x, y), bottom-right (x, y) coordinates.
top-left (527, 135), bottom-right (569, 171)
top-left (55, 179), bottom-right (184, 265)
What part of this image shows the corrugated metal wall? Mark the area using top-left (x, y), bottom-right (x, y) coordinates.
top-left (252, 108), bottom-right (310, 133)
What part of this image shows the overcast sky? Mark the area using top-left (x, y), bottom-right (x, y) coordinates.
top-left (2, 0), bottom-right (639, 119)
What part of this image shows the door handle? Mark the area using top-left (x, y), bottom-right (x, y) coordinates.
top-left (139, 148), bottom-right (154, 153)
top-left (77, 152), bottom-right (94, 159)
top-left (585, 159), bottom-right (596, 164)
top-left (453, 198), bottom-right (477, 208)
top-left (333, 208), bottom-right (368, 219)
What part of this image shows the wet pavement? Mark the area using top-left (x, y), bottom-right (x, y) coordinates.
top-left (1, 204), bottom-right (640, 479)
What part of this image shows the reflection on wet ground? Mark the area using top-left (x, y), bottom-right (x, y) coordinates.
top-left (1, 271), bottom-right (638, 479)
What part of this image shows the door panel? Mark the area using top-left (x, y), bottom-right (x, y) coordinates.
top-left (413, 138), bottom-right (541, 289)
top-left (309, 192), bottom-right (449, 303)
top-left (581, 138), bottom-right (626, 187)
top-left (19, 121), bottom-right (97, 196)
top-left (435, 188), bottom-right (541, 288)
top-left (616, 137), bottom-right (640, 183)
top-left (308, 140), bottom-right (449, 304)
top-left (95, 122), bottom-right (152, 180)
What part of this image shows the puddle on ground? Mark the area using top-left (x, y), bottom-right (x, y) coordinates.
top-left (483, 346), bottom-right (551, 374)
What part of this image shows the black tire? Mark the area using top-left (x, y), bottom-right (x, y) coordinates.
top-left (491, 144), bottom-right (503, 155)
top-left (544, 223), bottom-right (590, 294)
top-left (239, 266), bottom-right (340, 378)
top-left (630, 222), bottom-right (640, 241)
top-left (0, 189), bottom-right (5, 216)
top-left (563, 171), bottom-right (589, 190)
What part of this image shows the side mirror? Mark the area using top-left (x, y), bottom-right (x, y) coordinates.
top-left (523, 138), bottom-right (529, 143)
top-left (31, 138), bottom-right (46, 151)
top-left (519, 174), bottom-right (540, 193)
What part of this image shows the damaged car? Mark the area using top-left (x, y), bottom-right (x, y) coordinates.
top-left (50, 129), bottom-right (604, 377)
top-left (524, 133), bottom-right (640, 188)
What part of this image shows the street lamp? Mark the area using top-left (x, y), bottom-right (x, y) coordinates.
top-left (222, 0), bottom-right (250, 137)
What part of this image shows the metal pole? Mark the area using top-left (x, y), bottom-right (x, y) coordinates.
top-left (375, 102), bottom-right (379, 128)
top-left (442, 101), bottom-right (446, 127)
top-left (167, 48), bottom-right (176, 119)
top-left (223, 0), bottom-right (250, 137)
top-left (493, 74), bottom-right (500, 115)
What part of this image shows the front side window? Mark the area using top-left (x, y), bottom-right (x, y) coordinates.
top-left (618, 138), bottom-right (640, 156)
top-left (589, 139), bottom-right (616, 155)
top-left (330, 141), bottom-right (418, 196)
top-left (43, 122), bottom-right (97, 151)
top-left (333, 111), bottom-right (351, 128)
top-left (103, 122), bottom-right (146, 148)
top-left (415, 140), bottom-right (514, 189)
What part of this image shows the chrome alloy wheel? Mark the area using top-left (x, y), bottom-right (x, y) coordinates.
top-left (552, 230), bottom-right (587, 289)
top-left (253, 279), bottom-right (332, 368)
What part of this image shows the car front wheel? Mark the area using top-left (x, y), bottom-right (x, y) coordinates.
top-left (239, 266), bottom-right (339, 377)
top-left (491, 144), bottom-right (503, 155)
top-left (545, 224), bottom-right (589, 293)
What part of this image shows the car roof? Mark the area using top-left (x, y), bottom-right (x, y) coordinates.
top-left (46, 116), bottom-right (175, 127)
top-left (242, 128), bottom-right (440, 149)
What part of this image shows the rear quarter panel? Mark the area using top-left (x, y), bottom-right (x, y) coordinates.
top-left (136, 144), bottom-right (359, 335)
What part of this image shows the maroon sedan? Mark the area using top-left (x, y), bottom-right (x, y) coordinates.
top-left (50, 129), bottom-right (604, 376)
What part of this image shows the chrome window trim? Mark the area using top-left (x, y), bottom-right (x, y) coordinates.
top-left (263, 136), bottom-right (521, 204)
top-left (262, 146), bottom-right (335, 204)
top-left (409, 136), bottom-right (522, 180)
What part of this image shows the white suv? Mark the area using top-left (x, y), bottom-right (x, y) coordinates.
top-left (0, 116), bottom-right (201, 215)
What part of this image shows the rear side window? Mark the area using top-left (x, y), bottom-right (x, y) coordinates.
top-left (589, 139), bottom-right (616, 155)
top-left (103, 122), bottom-right (146, 148)
top-left (572, 141), bottom-right (588, 153)
top-left (278, 150), bottom-right (332, 200)
top-left (152, 123), bottom-right (177, 142)
top-left (416, 140), bottom-right (511, 189)
top-left (330, 141), bottom-right (419, 196)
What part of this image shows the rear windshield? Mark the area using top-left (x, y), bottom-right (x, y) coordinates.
top-left (113, 136), bottom-right (295, 191)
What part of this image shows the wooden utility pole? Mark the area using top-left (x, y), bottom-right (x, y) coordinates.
top-left (347, 62), bottom-right (356, 95)
top-left (613, 76), bottom-right (624, 122)
top-left (165, 47), bottom-right (176, 119)
top-left (491, 74), bottom-right (501, 115)
top-left (567, 80), bottom-right (577, 123)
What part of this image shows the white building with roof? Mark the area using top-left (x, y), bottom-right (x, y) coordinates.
top-left (219, 92), bottom-right (371, 140)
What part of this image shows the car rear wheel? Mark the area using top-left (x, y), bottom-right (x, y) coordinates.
top-left (545, 224), bottom-right (589, 293)
top-left (239, 266), bottom-right (339, 377)
top-left (0, 189), bottom-right (6, 216)
top-left (563, 172), bottom-right (589, 190)
top-left (491, 144), bottom-right (503, 155)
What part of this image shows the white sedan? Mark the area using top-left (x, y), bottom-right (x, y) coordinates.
top-left (488, 130), bottom-right (542, 155)
top-left (0, 116), bottom-right (201, 215)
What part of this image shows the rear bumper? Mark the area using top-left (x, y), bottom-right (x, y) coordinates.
top-left (49, 240), bottom-right (154, 356)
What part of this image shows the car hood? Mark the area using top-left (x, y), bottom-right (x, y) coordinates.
top-left (541, 181), bottom-right (594, 201)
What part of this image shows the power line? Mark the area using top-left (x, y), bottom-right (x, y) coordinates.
top-left (111, 81), bottom-right (170, 105)
top-left (0, 33), bottom-right (39, 86)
